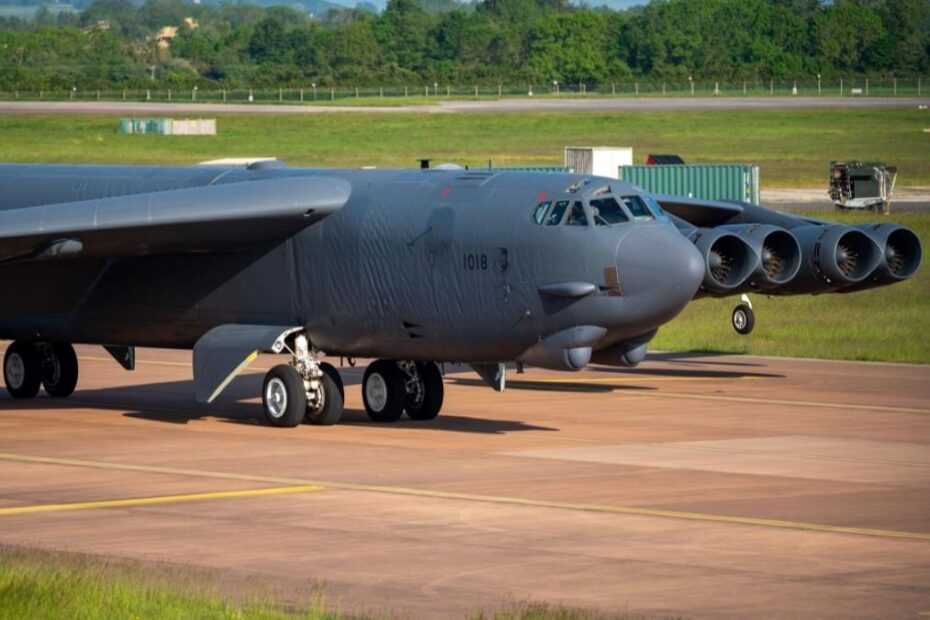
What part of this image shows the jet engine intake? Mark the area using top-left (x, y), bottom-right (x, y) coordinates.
top-left (862, 224), bottom-right (922, 281)
top-left (775, 225), bottom-right (883, 294)
top-left (690, 229), bottom-right (756, 295)
top-left (719, 224), bottom-right (801, 291)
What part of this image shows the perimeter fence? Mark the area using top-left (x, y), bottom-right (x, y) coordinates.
top-left (0, 77), bottom-right (926, 103)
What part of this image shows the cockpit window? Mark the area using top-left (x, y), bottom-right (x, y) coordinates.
top-left (546, 200), bottom-right (570, 225)
top-left (532, 201), bottom-right (551, 224)
top-left (565, 201), bottom-right (588, 226)
top-left (620, 195), bottom-right (654, 220)
top-left (589, 197), bottom-right (630, 226)
top-left (643, 195), bottom-right (672, 223)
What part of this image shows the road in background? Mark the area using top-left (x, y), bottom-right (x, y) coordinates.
top-left (0, 96), bottom-right (928, 115)
top-left (1, 347), bottom-right (928, 618)
top-left (763, 187), bottom-right (930, 213)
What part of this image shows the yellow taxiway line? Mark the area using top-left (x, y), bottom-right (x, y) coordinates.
top-left (0, 484), bottom-right (322, 516)
top-left (1, 452), bottom-right (928, 542)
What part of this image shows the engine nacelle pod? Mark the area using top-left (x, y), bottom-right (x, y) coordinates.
top-left (590, 330), bottom-right (657, 368)
top-left (689, 229), bottom-right (757, 296)
top-left (516, 325), bottom-right (606, 371)
top-left (837, 224), bottom-right (922, 292)
top-left (777, 225), bottom-right (883, 294)
top-left (718, 224), bottom-right (801, 291)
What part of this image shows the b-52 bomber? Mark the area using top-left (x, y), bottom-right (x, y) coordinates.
top-left (0, 162), bottom-right (921, 427)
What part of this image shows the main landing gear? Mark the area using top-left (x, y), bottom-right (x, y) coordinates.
top-left (3, 341), bottom-right (79, 399)
top-left (362, 360), bottom-right (444, 423)
top-left (260, 342), bottom-right (445, 427)
top-left (261, 333), bottom-right (344, 427)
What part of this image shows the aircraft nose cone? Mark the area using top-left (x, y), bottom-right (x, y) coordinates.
top-left (616, 224), bottom-right (704, 322)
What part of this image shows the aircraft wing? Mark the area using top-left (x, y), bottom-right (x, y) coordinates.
top-left (652, 194), bottom-right (744, 228)
top-left (0, 176), bottom-right (351, 262)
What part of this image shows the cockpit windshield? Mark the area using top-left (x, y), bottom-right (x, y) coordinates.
top-left (643, 194), bottom-right (672, 223)
top-left (531, 193), bottom-right (664, 229)
top-left (565, 201), bottom-right (588, 226)
top-left (589, 197), bottom-right (630, 226)
top-left (619, 195), bottom-right (654, 221)
top-left (546, 200), bottom-right (570, 225)
top-left (532, 201), bottom-right (551, 224)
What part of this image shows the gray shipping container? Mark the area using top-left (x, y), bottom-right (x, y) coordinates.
top-left (618, 164), bottom-right (761, 205)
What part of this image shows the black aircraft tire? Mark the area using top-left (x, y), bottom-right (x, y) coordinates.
top-left (405, 362), bottom-right (444, 421)
top-left (4, 341), bottom-right (41, 400)
top-left (318, 362), bottom-right (345, 403)
top-left (732, 304), bottom-right (755, 335)
top-left (362, 360), bottom-right (405, 423)
top-left (42, 343), bottom-right (79, 398)
top-left (306, 373), bottom-right (344, 426)
top-left (262, 365), bottom-right (307, 428)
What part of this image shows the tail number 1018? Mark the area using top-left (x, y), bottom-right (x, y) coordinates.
top-left (463, 253), bottom-right (488, 271)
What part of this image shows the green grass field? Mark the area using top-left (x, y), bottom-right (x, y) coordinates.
top-left (0, 547), bottom-right (340, 620)
top-left (0, 108), bottom-right (927, 186)
top-left (0, 547), bottom-right (638, 620)
top-left (0, 110), bottom-right (926, 362)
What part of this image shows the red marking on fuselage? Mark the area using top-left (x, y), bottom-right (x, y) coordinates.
top-left (442, 187), bottom-right (453, 198)
top-left (536, 191), bottom-right (548, 201)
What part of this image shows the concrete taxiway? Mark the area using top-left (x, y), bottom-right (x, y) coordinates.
top-left (0, 346), bottom-right (928, 618)
top-left (0, 96), bottom-right (928, 115)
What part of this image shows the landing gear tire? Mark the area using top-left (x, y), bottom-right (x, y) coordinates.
top-left (732, 304), bottom-right (755, 335)
top-left (40, 343), bottom-right (79, 398)
top-left (405, 362), bottom-right (444, 421)
top-left (4, 341), bottom-right (41, 399)
top-left (362, 360), bottom-right (406, 423)
top-left (262, 364), bottom-right (307, 428)
top-left (305, 372), bottom-right (344, 426)
top-left (318, 362), bottom-right (344, 403)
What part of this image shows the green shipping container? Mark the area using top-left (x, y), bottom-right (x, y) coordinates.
top-left (618, 164), bottom-right (760, 205)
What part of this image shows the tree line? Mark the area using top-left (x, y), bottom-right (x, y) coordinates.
top-left (0, 0), bottom-right (927, 90)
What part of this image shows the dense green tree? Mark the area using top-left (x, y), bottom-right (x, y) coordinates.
top-left (527, 11), bottom-right (609, 83)
top-left (0, 0), bottom-right (927, 91)
top-left (815, 0), bottom-right (885, 72)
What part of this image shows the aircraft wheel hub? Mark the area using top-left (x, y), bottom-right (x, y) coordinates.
top-left (5, 353), bottom-right (25, 390)
top-left (365, 373), bottom-right (388, 412)
top-left (265, 377), bottom-right (289, 418)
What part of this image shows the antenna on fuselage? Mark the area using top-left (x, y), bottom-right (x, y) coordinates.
top-left (418, 159), bottom-right (431, 170)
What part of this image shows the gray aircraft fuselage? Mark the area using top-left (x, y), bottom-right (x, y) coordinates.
top-left (0, 164), bottom-right (703, 364)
